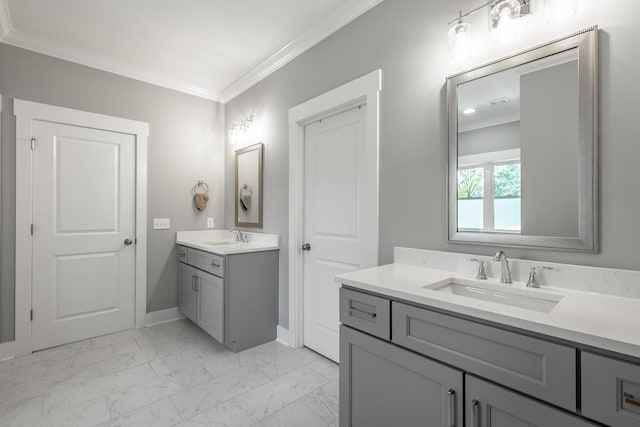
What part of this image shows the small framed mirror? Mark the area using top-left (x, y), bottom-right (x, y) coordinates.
top-left (447, 27), bottom-right (598, 252)
top-left (235, 142), bottom-right (263, 227)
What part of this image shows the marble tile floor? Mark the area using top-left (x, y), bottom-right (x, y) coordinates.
top-left (0, 319), bottom-right (339, 427)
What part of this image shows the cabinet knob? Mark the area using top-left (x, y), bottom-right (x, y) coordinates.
top-left (124, 239), bottom-right (133, 246)
top-left (302, 243), bottom-right (311, 251)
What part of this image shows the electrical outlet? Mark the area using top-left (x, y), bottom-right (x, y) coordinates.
top-left (207, 218), bottom-right (214, 228)
top-left (153, 218), bottom-right (170, 230)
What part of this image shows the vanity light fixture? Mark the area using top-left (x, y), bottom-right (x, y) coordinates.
top-left (447, 0), bottom-right (577, 61)
top-left (448, 1), bottom-right (530, 61)
top-left (228, 114), bottom-right (255, 145)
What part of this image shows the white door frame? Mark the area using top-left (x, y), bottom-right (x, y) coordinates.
top-left (288, 69), bottom-right (381, 349)
top-left (14, 99), bottom-right (148, 357)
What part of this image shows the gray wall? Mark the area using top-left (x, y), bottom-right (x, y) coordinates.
top-left (0, 44), bottom-right (225, 343)
top-left (521, 61), bottom-right (579, 237)
top-left (458, 122), bottom-right (521, 157)
top-left (225, 0), bottom-right (640, 328)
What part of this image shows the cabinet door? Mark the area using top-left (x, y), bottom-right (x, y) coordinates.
top-left (178, 262), bottom-right (197, 322)
top-left (465, 375), bottom-right (597, 427)
top-left (197, 270), bottom-right (225, 343)
top-left (340, 325), bottom-right (463, 427)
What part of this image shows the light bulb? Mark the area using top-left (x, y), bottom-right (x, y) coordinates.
top-left (448, 21), bottom-right (472, 61)
top-left (490, 0), bottom-right (521, 44)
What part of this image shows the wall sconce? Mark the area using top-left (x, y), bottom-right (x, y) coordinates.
top-left (228, 114), bottom-right (255, 145)
top-left (448, 0), bottom-right (576, 61)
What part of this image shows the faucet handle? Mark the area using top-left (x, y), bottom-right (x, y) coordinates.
top-left (527, 265), bottom-right (553, 288)
top-left (466, 258), bottom-right (488, 280)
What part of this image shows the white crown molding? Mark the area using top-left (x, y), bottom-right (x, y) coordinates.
top-left (0, 28), bottom-right (223, 102)
top-left (0, 0), bottom-right (13, 38)
top-left (221, 0), bottom-right (385, 102)
top-left (0, 0), bottom-right (384, 104)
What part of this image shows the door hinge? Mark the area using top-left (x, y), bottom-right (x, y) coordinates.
top-left (30, 138), bottom-right (37, 150)
top-left (30, 224), bottom-right (34, 235)
top-left (30, 309), bottom-right (33, 321)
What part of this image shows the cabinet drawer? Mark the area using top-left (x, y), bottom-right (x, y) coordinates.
top-left (392, 302), bottom-right (576, 411)
top-left (581, 351), bottom-right (640, 427)
top-left (187, 247), bottom-right (224, 277)
top-left (340, 288), bottom-right (390, 340)
top-left (177, 245), bottom-right (188, 263)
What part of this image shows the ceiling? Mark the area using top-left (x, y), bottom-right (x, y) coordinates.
top-left (0, 0), bottom-right (383, 102)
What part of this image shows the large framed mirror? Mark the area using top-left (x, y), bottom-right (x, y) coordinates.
top-left (235, 142), bottom-right (263, 227)
top-left (447, 27), bottom-right (598, 252)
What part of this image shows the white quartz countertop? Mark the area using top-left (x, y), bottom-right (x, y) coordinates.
top-left (336, 262), bottom-right (640, 360)
top-left (176, 230), bottom-right (279, 255)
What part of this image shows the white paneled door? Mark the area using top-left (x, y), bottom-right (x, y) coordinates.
top-left (303, 105), bottom-right (376, 362)
top-left (31, 120), bottom-right (136, 351)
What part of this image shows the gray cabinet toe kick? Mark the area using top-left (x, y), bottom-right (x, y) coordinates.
top-left (339, 286), bottom-right (637, 427)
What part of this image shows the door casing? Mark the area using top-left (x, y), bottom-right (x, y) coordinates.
top-left (14, 99), bottom-right (148, 356)
top-left (288, 69), bottom-right (381, 349)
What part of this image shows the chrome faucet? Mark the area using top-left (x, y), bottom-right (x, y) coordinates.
top-left (493, 250), bottom-right (512, 284)
top-left (230, 227), bottom-right (244, 242)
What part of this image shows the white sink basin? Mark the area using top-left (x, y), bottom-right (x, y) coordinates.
top-left (424, 278), bottom-right (563, 313)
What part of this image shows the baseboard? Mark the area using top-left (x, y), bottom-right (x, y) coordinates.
top-left (0, 340), bottom-right (15, 361)
top-left (276, 325), bottom-right (290, 347)
top-left (145, 307), bottom-right (185, 327)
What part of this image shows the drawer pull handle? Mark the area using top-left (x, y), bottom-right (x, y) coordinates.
top-left (212, 261), bottom-right (221, 268)
top-left (624, 393), bottom-right (640, 407)
top-left (349, 308), bottom-right (377, 320)
top-left (471, 399), bottom-right (479, 427)
top-left (447, 389), bottom-right (456, 427)
top-left (178, 251), bottom-right (186, 256)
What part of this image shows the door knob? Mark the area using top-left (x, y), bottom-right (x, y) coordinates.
top-left (124, 239), bottom-right (133, 246)
top-left (302, 243), bottom-right (311, 251)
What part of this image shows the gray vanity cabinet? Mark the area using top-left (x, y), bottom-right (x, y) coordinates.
top-left (178, 245), bottom-right (278, 352)
top-left (340, 325), bottom-right (463, 427)
top-left (465, 376), bottom-right (597, 427)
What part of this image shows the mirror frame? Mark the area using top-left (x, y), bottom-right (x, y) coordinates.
top-left (235, 142), bottom-right (264, 228)
top-left (447, 26), bottom-right (598, 252)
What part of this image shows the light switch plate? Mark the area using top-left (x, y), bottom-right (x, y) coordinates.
top-left (207, 218), bottom-right (214, 228)
top-left (153, 218), bottom-right (170, 230)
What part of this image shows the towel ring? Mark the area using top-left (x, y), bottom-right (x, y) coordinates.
top-left (240, 183), bottom-right (253, 195)
top-left (192, 180), bottom-right (209, 195)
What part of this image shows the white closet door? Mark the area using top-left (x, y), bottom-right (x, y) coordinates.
top-left (303, 105), bottom-right (376, 362)
top-left (31, 120), bottom-right (136, 351)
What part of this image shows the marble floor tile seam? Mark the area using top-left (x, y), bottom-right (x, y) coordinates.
top-left (245, 381), bottom-right (338, 427)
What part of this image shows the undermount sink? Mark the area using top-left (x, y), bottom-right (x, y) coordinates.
top-left (424, 278), bottom-right (563, 313)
